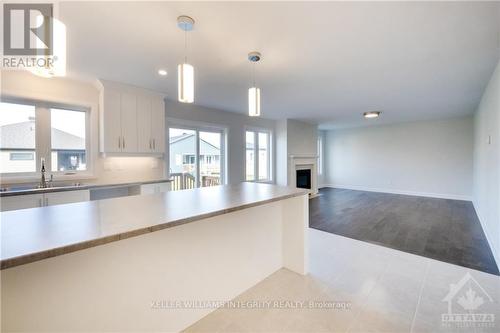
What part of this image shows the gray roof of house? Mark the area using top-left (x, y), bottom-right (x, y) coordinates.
top-left (0, 121), bottom-right (85, 150)
top-left (170, 133), bottom-right (262, 150)
top-left (170, 133), bottom-right (220, 151)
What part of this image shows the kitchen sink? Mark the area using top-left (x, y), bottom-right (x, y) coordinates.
top-left (0, 182), bottom-right (85, 193)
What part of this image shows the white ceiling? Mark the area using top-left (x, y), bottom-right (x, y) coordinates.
top-left (60, 1), bottom-right (500, 129)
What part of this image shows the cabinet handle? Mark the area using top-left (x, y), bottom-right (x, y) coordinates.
top-left (45, 198), bottom-right (48, 206)
top-left (39, 198), bottom-right (43, 207)
top-left (118, 137), bottom-right (121, 149)
top-left (149, 139), bottom-right (152, 150)
top-left (123, 137), bottom-right (125, 149)
top-left (153, 139), bottom-right (156, 150)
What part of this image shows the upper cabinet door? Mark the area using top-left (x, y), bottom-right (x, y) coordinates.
top-left (137, 95), bottom-right (152, 152)
top-left (101, 88), bottom-right (122, 153)
top-left (120, 92), bottom-right (138, 153)
top-left (99, 79), bottom-right (165, 155)
top-left (151, 98), bottom-right (165, 153)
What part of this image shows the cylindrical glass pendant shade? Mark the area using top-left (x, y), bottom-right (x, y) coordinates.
top-left (248, 87), bottom-right (261, 117)
top-left (178, 63), bottom-right (194, 103)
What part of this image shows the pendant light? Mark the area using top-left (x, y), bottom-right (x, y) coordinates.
top-left (177, 16), bottom-right (195, 103)
top-left (248, 51), bottom-right (261, 117)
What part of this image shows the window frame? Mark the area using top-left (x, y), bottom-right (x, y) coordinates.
top-left (166, 118), bottom-right (227, 187)
top-left (0, 97), bottom-right (92, 180)
top-left (245, 127), bottom-right (272, 183)
top-left (317, 134), bottom-right (323, 175)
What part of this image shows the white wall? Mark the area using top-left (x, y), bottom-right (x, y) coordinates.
top-left (165, 100), bottom-right (276, 184)
top-left (318, 130), bottom-right (326, 187)
top-left (275, 119), bottom-right (318, 187)
top-left (275, 120), bottom-right (288, 186)
top-left (324, 116), bottom-right (474, 200)
top-left (1, 71), bottom-right (164, 185)
top-left (473, 60), bottom-right (500, 266)
top-left (286, 119), bottom-right (318, 157)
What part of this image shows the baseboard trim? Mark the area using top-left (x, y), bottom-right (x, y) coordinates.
top-left (472, 201), bottom-right (500, 270)
top-left (320, 184), bottom-right (472, 201)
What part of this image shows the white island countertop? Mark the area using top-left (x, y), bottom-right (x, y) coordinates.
top-left (0, 183), bottom-right (307, 270)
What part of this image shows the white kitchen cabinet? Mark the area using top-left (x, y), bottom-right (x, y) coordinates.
top-left (137, 95), bottom-right (152, 152)
top-left (0, 194), bottom-right (44, 212)
top-left (0, 190), bottom-right (90, 212)
top-left (151, 98), bottom-right (165, 153)
top-left (136, 93), bottom-right (165, 154)
top-left (101, 87), bottom-right (122, 153)
top-left (99, 79), bottom-right (165, 155)
top-left (44, 190), bottom-right (90, 206)
top-left (120, 92), bottom-right (138, 153)
top-left (140, 182), bottom-right (170, 195)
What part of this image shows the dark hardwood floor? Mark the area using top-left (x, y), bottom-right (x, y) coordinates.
top-left (309, 188), bottom-right (499, 275)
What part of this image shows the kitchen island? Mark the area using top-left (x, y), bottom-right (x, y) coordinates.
top-left (1, 182), bottom-right (308, 332)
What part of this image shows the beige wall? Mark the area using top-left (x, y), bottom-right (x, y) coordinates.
top-left (1, 70), bottom-right (164, 184)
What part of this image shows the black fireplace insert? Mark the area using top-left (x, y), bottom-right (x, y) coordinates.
top-left (296, 169), bottom-right (311, 189)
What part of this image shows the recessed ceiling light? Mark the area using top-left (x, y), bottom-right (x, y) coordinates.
top-left (363, 111), bottom-right (381, 119)
top-left (158, 69), bottom-right (167, 76)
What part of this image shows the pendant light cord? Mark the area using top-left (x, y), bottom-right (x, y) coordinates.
top-left (184, 30), bottom-right (188, 64)
top-left (252, 62), bottom-right (256, 87)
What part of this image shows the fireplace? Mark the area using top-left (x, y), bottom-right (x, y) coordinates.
top-left (296, 169), bottom-right (312, 190)
top-left (288, 155), bottom-right (318, 196)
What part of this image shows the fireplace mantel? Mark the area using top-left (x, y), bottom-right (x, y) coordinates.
top-left (288, 155), bottom-right (319, 196)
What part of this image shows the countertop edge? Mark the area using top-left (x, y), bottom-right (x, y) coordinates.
top-left (0, 189), bottom-right (307, 270)
top-left (0, 179), bottom-right (172, 197)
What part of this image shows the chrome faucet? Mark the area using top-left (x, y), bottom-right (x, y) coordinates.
top-left (38, 159), bottom-right (47, 188)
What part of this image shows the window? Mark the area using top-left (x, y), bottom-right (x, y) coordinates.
top-left (317, 134), bottom-right (323, 175)
top-left (0, 101), bottom-right (89, 176)
top-left (168, 125), bottom-right (226, 191)
top-left (10, 152), bottom-right (34, 161)
top-left (182, 154), bottom-right (196, 165)
top-left (245, 131), bottom-right (255, 181)
top-left (50, 108), bottom-right (87, 172)
top-left (258, 133), bottom-right (269, 180)
top-left (245, 130), bottom-right (271, 182)
top-left (0, 103), bottom-right (36, 173)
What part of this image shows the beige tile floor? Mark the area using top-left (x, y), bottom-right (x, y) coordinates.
top-left (184, 229), bottom-right (500, 333)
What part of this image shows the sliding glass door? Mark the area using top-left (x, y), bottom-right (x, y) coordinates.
top-left (169, 128), bottom-right (197, 191)
top-left (168, 126), bottom-right (224, 191)
top-left (199, 131), bottom-right (222, 187)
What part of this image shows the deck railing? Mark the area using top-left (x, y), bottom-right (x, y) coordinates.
top-left (202, 176), bottom-right (220, 187)
top-left (170, 173), bottom-right (221, 191)
top-left (170, 173), bottom-right (196, 191)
